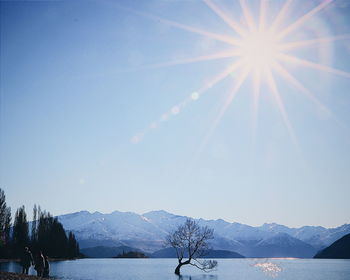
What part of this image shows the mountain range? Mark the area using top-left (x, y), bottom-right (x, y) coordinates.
top-left (314, 233), bottom-right (350, 259)
top-left (57, 210), bottom-right (350, 258)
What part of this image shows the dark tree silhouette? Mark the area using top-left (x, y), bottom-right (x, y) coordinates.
top-left (0, 190), bottom-right (81, 259)
top-left (31, 204), bottom-right (38, 245)
top-left (33, 208), bottom-right (80, 258)
top-left (13, 206), bottom-right (30, 255)
top-left (166, 218), bottom-right (217, 275)
top-left (0, 188), bottom-right (12, 257)
top-left (67, 232), bottom-right (79, 259)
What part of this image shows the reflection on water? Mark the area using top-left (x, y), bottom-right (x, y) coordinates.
top-left (0, 258), bottom-right (350, 280)
top-left (179, 275), bottom-right (218, 280)
top-left (253, 261), bottom-right (283, 278)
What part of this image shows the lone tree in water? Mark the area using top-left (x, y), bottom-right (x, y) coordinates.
top-left (166, 218), bottom-right (217, 275)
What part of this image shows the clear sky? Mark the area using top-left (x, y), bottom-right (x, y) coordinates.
top-left (1, 0), bottom-right (350, 228)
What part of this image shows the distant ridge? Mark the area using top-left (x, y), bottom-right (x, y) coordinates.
top-left (150, 247), bottom-right (244, 258)
top-left (81, 246), bottom-right (140, 258)
top-left (57, 209), bottom-right (350, 258)
top-left (314, 233), bottom-right (350, 259)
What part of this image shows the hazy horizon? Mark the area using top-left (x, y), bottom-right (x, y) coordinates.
top-left (1, 0), bottom-right (350, 229)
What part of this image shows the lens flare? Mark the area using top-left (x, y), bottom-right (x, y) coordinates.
top-left (191, 92), bottom-right (199, 101)
top-left (130, 0), bottom-right (350, 145)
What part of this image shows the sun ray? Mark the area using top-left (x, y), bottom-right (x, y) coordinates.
top-left (151, 16), bottom-right (242, 46)
top-left (278, 53), bottom-right (350, 79)
top-left (278, 34), bottom-right (350, 51)
top-left (273, 62), bottom-right (330, 113)
top-left (162, 60), bottom-right (244, 121)
top-left (203, 0), bottom-right (247, 37)
top-left (139, 49), bottom-right (242, 70)
top-left (253, 70), bottom-right (262, 117)
top-left (129, 0), bottom-right (350, 148)
top-left (251, 68), bottom-right (262, 158)
top-left (197, 59), bottom-right (245, 95)
top-left (167, 19), bottom-right (241, 46)
top-left (269, 0), bottom-right (293, 33)
top-left (265, 68), bottom-right (299, 149)
top-left (259, 0), bottom-right (268, 32)
top-left (131, 60), bottom-right (245, 143)
top-left (252, 69), bottom-right (262, 138)
top-left (240, 0), bottom-right (256, 32)
top-left (272, 61), bottom-right (329, 111)
top-left (212, 66), bottom-right (250, 136)
top-left (276, 0), bottom-right (333, 40)
top-left (272, 61), bottom-right (350, 140)
top-left (118, 5), bottom-right (241, 47)
top-left (196, 65), bottom-right (250, 156)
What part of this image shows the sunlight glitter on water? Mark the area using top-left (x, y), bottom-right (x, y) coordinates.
top-left (253, 261), bottom-right (283, 278)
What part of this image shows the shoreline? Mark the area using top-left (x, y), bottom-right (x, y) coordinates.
top-left (0, 271), bottom-right (45, 280)
top-left (0, 257), bottom-right (82, 263)
top-left (0, 259), bottom-right (20, 263)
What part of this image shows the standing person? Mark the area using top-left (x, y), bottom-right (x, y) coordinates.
top-left (20, 247), bottom-right (33, 274)
top-left (43, 255), bottom-right (50, 278)
top-left (34, 250), bottom-right (45, 277)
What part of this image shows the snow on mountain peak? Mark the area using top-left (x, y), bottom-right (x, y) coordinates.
top-left (143, 210), bottom-right (174, 218)
top-left (56, 209), bottom-right (350, 255)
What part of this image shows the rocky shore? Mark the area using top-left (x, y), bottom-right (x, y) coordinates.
top-left (0, 272), bottom-right (45, 280)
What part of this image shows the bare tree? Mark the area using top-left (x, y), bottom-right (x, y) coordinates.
top-left (166, 218), bottom-right (218, 275)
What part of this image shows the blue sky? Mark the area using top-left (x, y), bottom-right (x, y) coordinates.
top-left (1, 0), bottom-right (350, 228)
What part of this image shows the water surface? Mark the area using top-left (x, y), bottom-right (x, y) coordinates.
top-left (1, 258), bottom-right (349, 280)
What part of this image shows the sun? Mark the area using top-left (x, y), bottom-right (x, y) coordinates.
top-left (130, 0), bottom-right (350, 145)
top-left (238, 29), bottom-right (280, 73)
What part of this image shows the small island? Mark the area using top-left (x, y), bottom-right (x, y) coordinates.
top-left (113, 251), bottom-right (148, 258)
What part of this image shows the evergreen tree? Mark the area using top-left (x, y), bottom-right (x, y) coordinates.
top-left (34, 209), bottom-right (80, 258)
top-left (31, 204), bottom-right (38, 245)
top-left (36, 210), bottom-right (53, 255)
top-left (50, 218), bottom-right (68, 257)
top-left (4, 207), bottom-right (11, 250)
top-left (0, 188), bottom-right (12, 258)
top-left (13, 206), bottom-right (29, 256)
top-left (67, 232), bottom-right (79, 258)
top-left (1, 194), bottom-right (81, 259)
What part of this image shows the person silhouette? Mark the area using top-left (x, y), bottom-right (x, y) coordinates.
top-left (43, 255), bottom-right (50, 278)
top-left (20, 247), bottom-right (33, 274)
top-left (34, 250), bottom-right (45, 277)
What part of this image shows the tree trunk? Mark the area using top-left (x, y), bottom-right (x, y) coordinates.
top-left (175, 260), bottom-right (190, 275)
top-left (175, 263), bottom-right (182, 275)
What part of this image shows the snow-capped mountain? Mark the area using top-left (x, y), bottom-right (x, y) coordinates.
top-left (57, 210), bottom-right (350, 257)
top-left (248, 232), bottom-right (317, 257)
top-left (257, 223), bottom-right (349, 250)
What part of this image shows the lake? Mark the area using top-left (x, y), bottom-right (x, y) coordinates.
top-left (1, 258), bottom-right (349, 280)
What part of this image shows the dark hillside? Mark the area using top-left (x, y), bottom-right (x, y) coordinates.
top-left (314, 233), bottom-right (350, 259)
